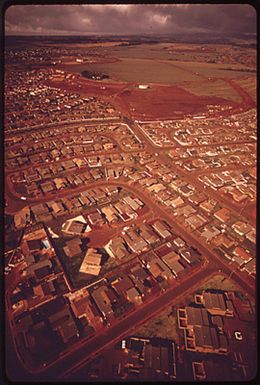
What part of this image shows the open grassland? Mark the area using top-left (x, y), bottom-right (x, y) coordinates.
top-left (47, 41), bottom-right (125, 48)
top-left (62, 42), bottom-right (255, 105)
top-left (66, 56), bottom-right (254, 85)
top-left (162, 59), bottom-right (255, 79)
top-left (108, 43), bottom-right (174, 60)
top-left (197, 274), bottom-right (240, 292)
top-left (182, 78), bottom-right (242, 103)
top-left (134, 305), bottom-right (181, 343)
top-left (235, 76), bottom-right (256, 101)
top-left (59, 42), bottom-right (255, 113)
top-left (64, 57), bottom-right (199, 84)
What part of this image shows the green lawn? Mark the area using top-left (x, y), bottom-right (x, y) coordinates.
top-left (182, 78), bottom-right (242, 103)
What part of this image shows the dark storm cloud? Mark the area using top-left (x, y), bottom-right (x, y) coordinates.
top-left (5, 4), bottom-right (256, 36)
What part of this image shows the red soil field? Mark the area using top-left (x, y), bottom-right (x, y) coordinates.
top-left (47, 77), bottom-right (126, 98)
top-left (114, 84), bottom-right (236, 120)
top-left (47, 73), bottom-right (255, 121)
top-left (87, 227), bottom-right (117, 248)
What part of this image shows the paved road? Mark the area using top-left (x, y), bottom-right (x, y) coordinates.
top-left (5, 173), bottom-right (255, 380)
top-left (32, 264), bottom-right (217, 380)
top-left (5, 318), bottom-right (32, 382)
top-left (127, 119), bottom-right (255, 225)
top-left (6, 175), bottom-right (256, 295)
top-left (6, 245), bottom-right (254, 382)
top-left (5, 116), bottom-right (255, 225)
top-left (5, 117), bottom-right (121, 136)
top-left (4, 78), bottom-right (256, 380)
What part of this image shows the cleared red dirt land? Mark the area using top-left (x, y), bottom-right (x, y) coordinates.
top-left (46, 63), bottom-right (256, 120)
top-left (114, 84), bottom-right (236, 119)
top-left (47, 75), bottom-right (246, 121)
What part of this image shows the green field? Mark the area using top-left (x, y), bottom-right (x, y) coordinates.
top-left (62, 43), bottom-right (255, 102)
top-left (64, 57), bottom-right (198, 84)
top-left (65, 55), bottom-right (253, 84)
top-left (107, 43), bottom-right (174, 60)
top-left (182, 78), bottom-right (242, 103)
top-left (236, 76), bottom-right (256, 101)
top-left (176, 60), bottom-right (254, 79)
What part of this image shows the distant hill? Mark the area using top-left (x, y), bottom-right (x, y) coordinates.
top-left (5, 32), bottom-right (256, 48)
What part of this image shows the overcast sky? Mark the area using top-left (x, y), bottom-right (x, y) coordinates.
top-left (5, 4), bottom-right (256, 36)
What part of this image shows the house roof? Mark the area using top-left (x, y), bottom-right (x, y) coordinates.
top-left (130, 265), bottom-right (149, 281)
top-left (63, 238), bottom-right (82, 258)
top-left (214, 208), bottom-right (231, 222)
top-left (171, 196), bottom-right (184, 207)
top-left (200, 200), bottom-right (215, 212)
top-left (67, 221), bottom-right (85, 234)
top-left (79, 248), bottom-right (102, 275)
top-left (123, 196), bottom-right (140, 211)
top-left (152, 221), bottom-right (171, 239)
top-left (91, 286), bottom-right (113, 316)
top-left (124, 233), bottom-right (148, 253)
top-left (108, 239), bottom-right (126, 259)
top-left (71, 297), bottom-right (88, 317)
top-left (41, 281), bottom-right (56, 295)
top-left (113, 276), bottom-right (134, 294)
top-left (186, 307), bottom-right (210, 326)
top-left (149, 259), bottom-right (172, 279)
top-left (170, 260), bottom-right (185, 275)
top-left (232, 221), bottom-right (252, 235)
top-left (26, 258), bottom-right (52, 275)
top-left (139, 225), bottom-right (159, 245)
top-left (193, 325), bottom-right (219, 349)
top-left (203, 292), bottom-right (226, 311)
top-left (34, 265), bottom-right (51, 280)
top-left (162, 251), bottom-right (179, 267)
top-left (243, 258), bottom-right (256, 274)
top-left (215, 234), bottom-right (235, 249)
top-left (27, 239), bottom-right (43, 251)
top-left (174, 237), bottom-right (186, 248)
top-left (88, 211), bottom-right (104, 225)
top-left (233, 246), bottom-right (251, 261)
top-left (126, 287), bottom-right (139, 301)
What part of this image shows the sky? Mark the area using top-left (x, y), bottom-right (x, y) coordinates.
top-left (5, 4), bottom-right (256, 36)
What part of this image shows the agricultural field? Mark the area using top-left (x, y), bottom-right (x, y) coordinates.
top-left (61, 42), bottom-right (255, 106)
top-left (181, 78), bottom-right (243, 103)
top-left (235, 76), bottom-right (257, 101)
top-left (63, 57), bottom-right (199, 84)
top-left (106, 43), bottom-right (175, 60)
top-left (64, 54), bottom-right (254, 85)
top-left (166, 59), bottom-right (255, 79)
